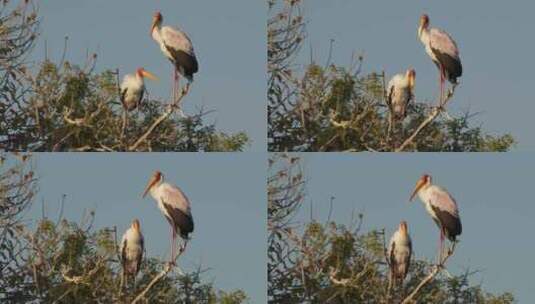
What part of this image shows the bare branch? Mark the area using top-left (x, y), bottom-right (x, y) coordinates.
top-left (128, 85), bottom-right (190, 151)
top-left (395, 85), bottom-right (457, 152)
top-left (401, 242), bottom-right (458, 304)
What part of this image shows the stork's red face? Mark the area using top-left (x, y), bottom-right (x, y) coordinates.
top-left (142, 171), bottom-right (162, 198)
top-left (419, 14), bottom-right (429, 28)
top-left (150, 11), bottom-right (163, 35)
top-left (418, 14), bottom-right (430, 37)
top-left (410, 174), bottom-right (431, 201)
top-left (136, 67), bottom-right (158, 81)
top-left (132, 219), bottom-right (141, 231)
top-left (407, 69), bottom-right (416, 90)
top-left (399, 221), bottom-right (408, 234)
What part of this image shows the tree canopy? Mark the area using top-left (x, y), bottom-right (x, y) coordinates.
top-left (268, 154), bottom-right (515, 303)
top-left (267, 0), bottom-right (515, 152)
top-left (0, 153), bottom-right (249, 303)
top-left (0, 0), bottom-right (248, 151)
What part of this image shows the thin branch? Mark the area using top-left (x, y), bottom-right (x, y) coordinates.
top-left (131, 242), bottom-right (187, 304)
top-left (128, 85), bottom-right (189, 151)
top-left (401, 242), bottom-right (458, 304)
top-left (395, 84), bottom-right (457, 152)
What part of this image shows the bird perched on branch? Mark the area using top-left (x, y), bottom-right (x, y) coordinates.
top-left (150, 11), bottom-right (199, 100)
top-left (410, 174), bottom-right (462, 261)
top-left (120, 219), bottom-right (144, 284)
top-left (386, 69), bottom-right (416, 120)
top-left (142, 171), bottom-right (194, 263)
top-left (388, 220), bottom-right (412, 286)
top-left (119, 68), bottom-right (158, 111)
top-left (418, 14), bottom-right (462, 104)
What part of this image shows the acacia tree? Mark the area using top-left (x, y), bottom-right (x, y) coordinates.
top-left (267, 0), bottom-right (515, 152)
top-left (0, 154), bottom-right (248, 303)
top-left (267, 154), bottom-right (515, 303)
top-left (0, 0), bottom-right (248, 151)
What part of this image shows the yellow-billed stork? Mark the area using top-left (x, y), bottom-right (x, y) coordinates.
top-left (119, 68), bottom-right (158, 111)
top-left (418, 14), bottom-right (462, 103)
top-left (410, 174), bottom-right (462, 261)
top-left (386, 69), bottom-right (416, 120)
top-left (387, 220), bottom-right (412, 285)
top-left (150, 11), bottom-right (199, 100)
top-left (120, 219), bottom-right (144, 283)
top-left (142, 171), bottom-right (194, 262)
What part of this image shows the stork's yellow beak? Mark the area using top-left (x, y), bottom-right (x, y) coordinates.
top-left (142, 70), bottom-right (158, 81)
top-left (142, 176), bottom-right (157, 198)
top-left (409, 179), bottom-right (425, 202)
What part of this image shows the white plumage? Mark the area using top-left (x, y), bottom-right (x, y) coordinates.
top-left (387, 221), bottom-right (412, 284)
top-left (418, 14), bottom-right (462, 103)
top-left (120, 219), bottom-right (144, 280)
top-left (151, 11), bottom-right (198, 100)
top-left (119, 68), bottom-right (157, 111)
top-left (410, 174), bottom-right (462, 261)
top-left (387, 69), bottom-right (415, 119)
top-left (143, 171), bottom-right (194, 261)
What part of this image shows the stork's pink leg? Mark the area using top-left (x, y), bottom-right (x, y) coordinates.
top-left (170, 226), bottom-right (176, 264)
top-left (171, 69), bottom-right (176, 103)
top-left (439, 66), bottom-right (445, 105)
top-left (174, 69), bottom-right (181, 102)
top-left (439, 229), bottom-right (445, 262)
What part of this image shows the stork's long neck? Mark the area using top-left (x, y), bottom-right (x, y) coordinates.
top-left (417, 183), bottom-right (432, 202)
top-left (150, 179), bottom-right (164, 199)
top-left (418, 26), bottom-right (430, 45)
top-left (151, 24), bottom-right (163, 44)
top-left (136, 73), bottom-right (143, 82)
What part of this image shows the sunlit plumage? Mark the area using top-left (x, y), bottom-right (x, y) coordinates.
top-left (119, 68), bottom-right (158, 111)
top-left (142, 171), bottom-right (194, 262)
top-left (388, 221), bottom-right (412, 284)
top-left (387, 69), bottom-right (416, 120)
top-left (151, 11), bottom-right (198, 100)
top-left (120, 219), bottom-right (144, 282)
top-left (410, 174), bottom-right (462, 260)
top-left (418, 14), bottom-right (462, 103)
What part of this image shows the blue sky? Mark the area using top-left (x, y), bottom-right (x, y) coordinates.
top-left (300, 0), bottom-right (534, 150)
top-left (32, 0), bottom-right (266, 151)
top-left (295, 153), bottom-right (535, 302)
top-left (26, 153), bottom-right (266, 302)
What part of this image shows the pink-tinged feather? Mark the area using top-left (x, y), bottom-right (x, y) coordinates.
top-left (429, 187), bottom-right (459, 217)
top-left (161, 26), bottom-right (195, 56)
top-left (429, 28), bottom-right (459, 58)
top-left (160, 183), bottom-right (192, 215)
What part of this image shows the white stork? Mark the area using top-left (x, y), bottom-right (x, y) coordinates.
top-left (150, 11), bottom-right (199, 100)
top-left (119, 68), bottom-right (158, 111)
top-left (387, 220), bottom-right (412, 285)
top-left (386, 69), bottom-right (416, 120)
top-left (142, 170), bottom-right (194, 262)
top-left (120, 219), bottom-right (144, 283)
top-left (410, 174), bottom-right (462, 261)
top-left (418, 14), bottom-right (462, 104)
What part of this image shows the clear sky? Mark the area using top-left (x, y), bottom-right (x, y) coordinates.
top-left (26, 153), bottom-right (266, 302)
top-left (32, 0), bottom-right (266, 151)
top-left (296, 153), bottom-right (535, 302)
top-left (300, 0), bottom-right (534, 151)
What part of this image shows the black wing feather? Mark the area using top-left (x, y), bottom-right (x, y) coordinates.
top-left (163, 203), bottom-right (194, 239)
top-left (164, 44), bottom-right (199, 81)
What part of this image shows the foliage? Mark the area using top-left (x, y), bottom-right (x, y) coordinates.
top-left (0, 0), bottom-right (249, 151)
top-left (0, 154), bottom-right (248, 303)
top-left (267, 154), bottom-right (515, 303)
top-left (267, 0), bottom-right (515, 152)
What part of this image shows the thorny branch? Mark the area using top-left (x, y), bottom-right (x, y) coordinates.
top-left (395, 84), bottom-right (457, 152)
top-left (131, 242), bottom-right (188, 304)
top-left (128, 84), bottom-right (190, 151)
top-left (401, 242), bottom-right (458, 304)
